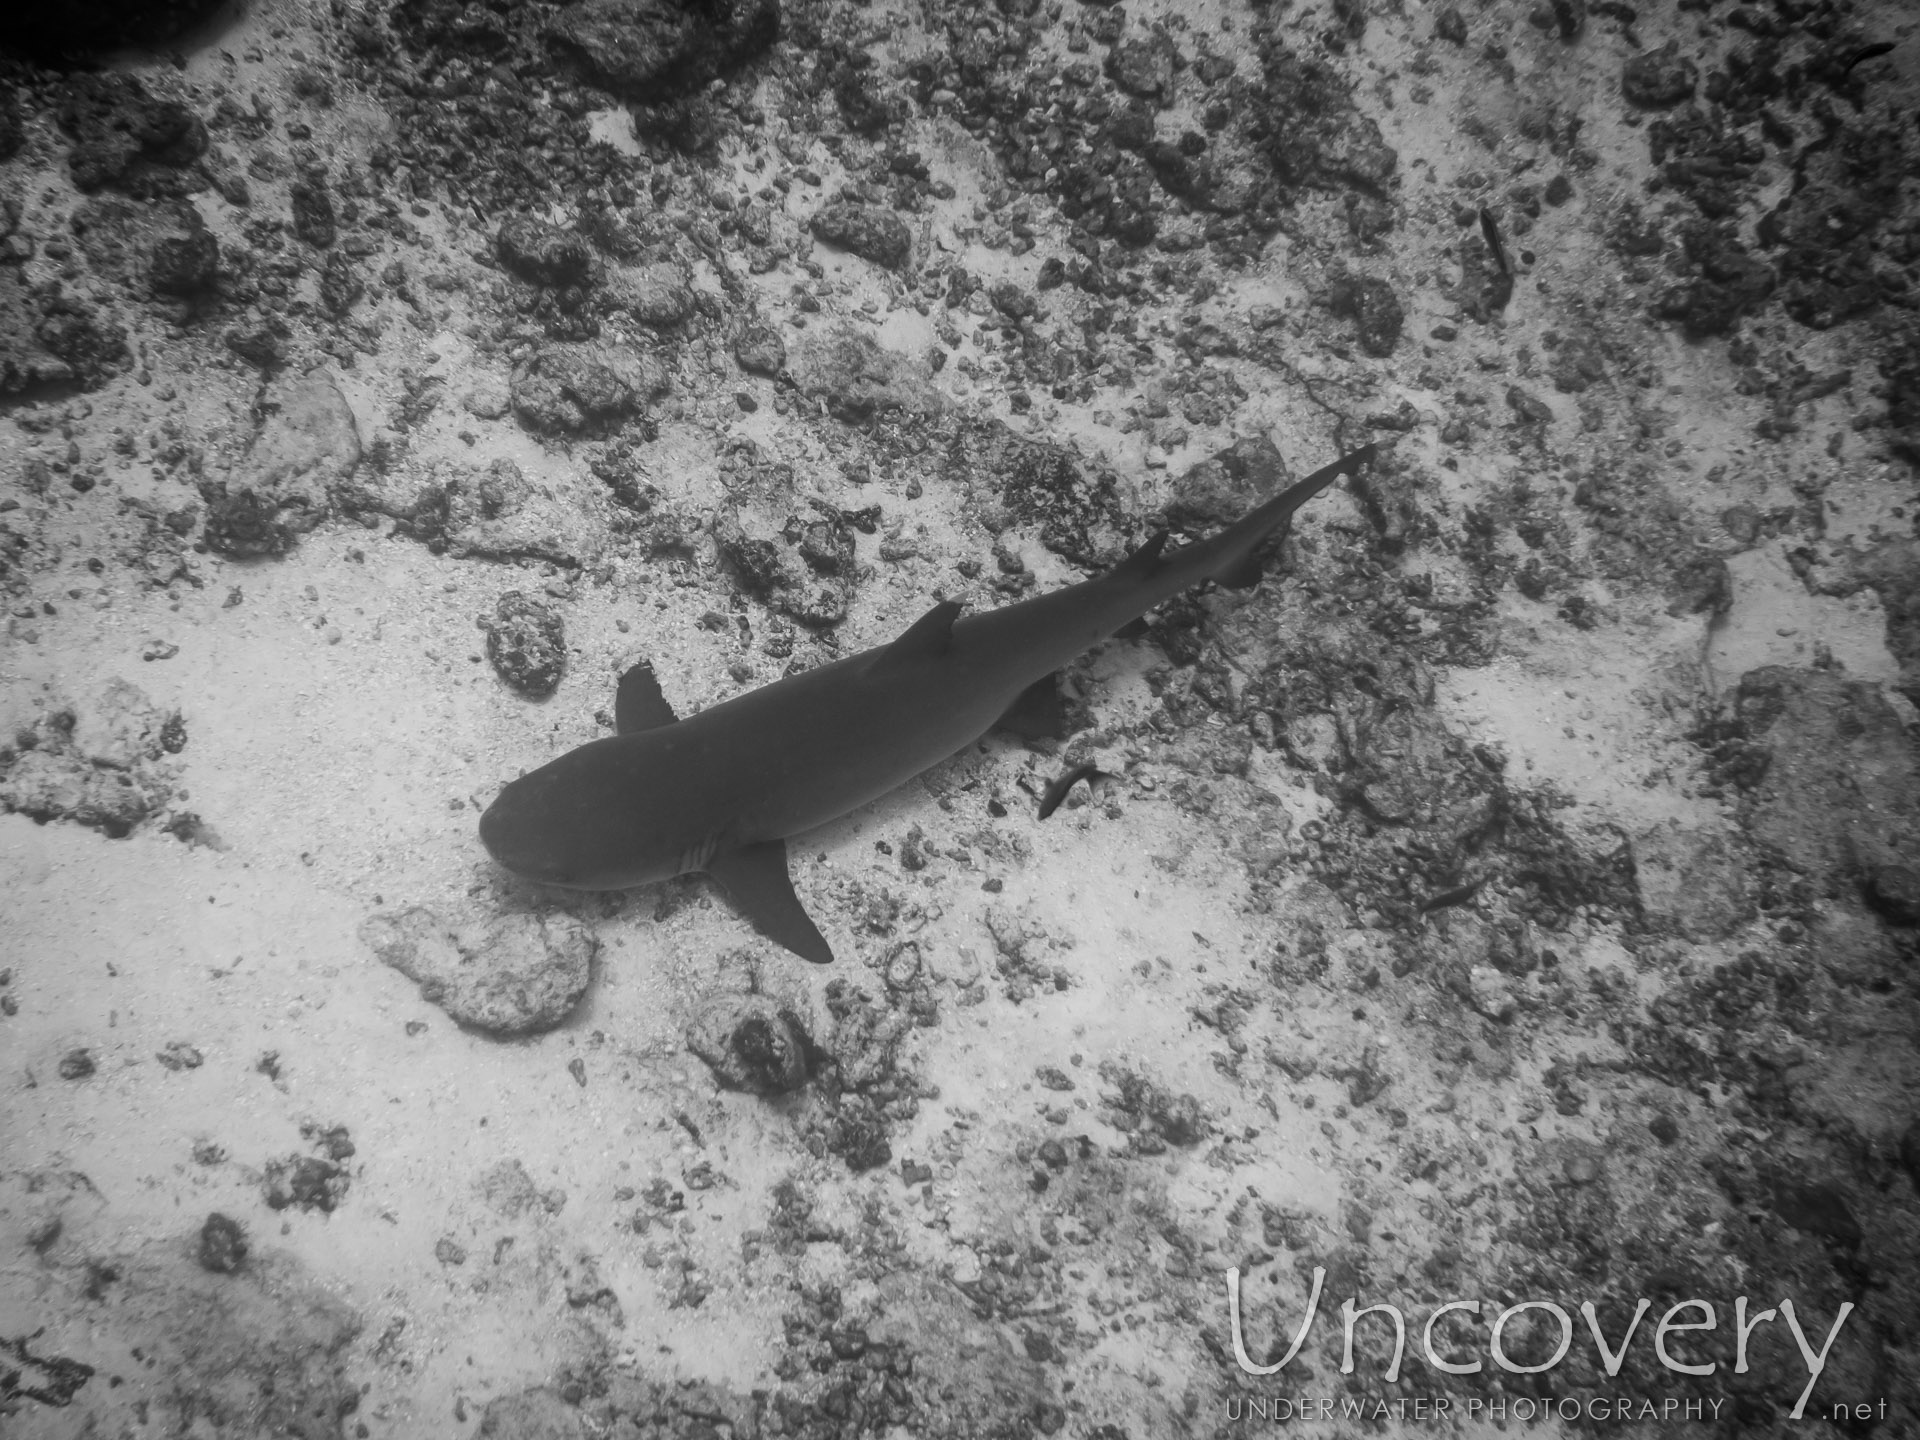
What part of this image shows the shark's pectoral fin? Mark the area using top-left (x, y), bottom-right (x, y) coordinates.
top-left (616, 660), bottom-right (680, 734)
top-left (994, 672), bottom-right (1072, 741)
top-left (866, 599), bottom-right (963, 677)
top-left (707, 839), bottom-right (835, 965)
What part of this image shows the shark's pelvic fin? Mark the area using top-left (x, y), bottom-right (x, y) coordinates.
top-left (994, 672), bottom-right (1071, 741)
top-left (868, 599), bottom-right (963, 677)
top-left (615, 661), bottom-right (680, 734)
top-left (707, 839), bottom-right (835, 965)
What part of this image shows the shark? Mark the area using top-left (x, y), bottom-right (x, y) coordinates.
top-left (479, 442), bottom-right (1377, 963)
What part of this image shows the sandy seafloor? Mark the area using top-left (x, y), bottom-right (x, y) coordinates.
top-left (1, 0), bottom-right (1918, 1434)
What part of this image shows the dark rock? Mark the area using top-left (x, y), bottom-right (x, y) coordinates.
top-left (318, 252), bottom-right (364, 316)
top-left (288, 180), bottom-right (335, 248)
top-left (1326, 273), bottom-right (1404, 356)
top-left (542, 0), bottom-right (780, 103)
top-left (1621, 42), bottom-right (1697, 108)
top-left (734, 321), bottom-right (785, 376)
top-left (149, 228), bottom-right (219, 296)
top-left (56, 75), bottom-right (208, 198)
top-left (223, 317), bottom-right (291, 369)
top-left (809, 202), bottom-right (911, 272)
top-left (58, 1048), bottom-right (96, 1080)
top-left (1865, 864), bottom-right (1920, 925)
top-left (1106, 33), bottom-right (1177, 106)
top-left (30, 296), bottom-right (129, 385)
top-left (1770, 1176), bottom-right (1862, 1248)
top-left (200, 486), bottom-right (296, 558)
top-left (495, 216), bottom-right (594, 288)
top-left (687, 993), bottom-right (818, 1093)
top-left (264, 1155), bottom-right (346, 1213)
top-left (196, 1213), bottom-right (247, 1273)
top-left (1258, 44), bottom-right (1398, 194)
top-left (483, 591), bottom-right (567, 698)
top-left (1735, 667), bottom-right (1920, 887)
top-left (1434, 6), bottom-right (1467, 42)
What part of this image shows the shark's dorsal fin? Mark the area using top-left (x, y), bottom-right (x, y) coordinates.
top-left (707, 839), bottom-right (835, 965)
top-left (615, 661), bottom-right (679, 734)
top-left (867, 600), bottom-right (963, 677)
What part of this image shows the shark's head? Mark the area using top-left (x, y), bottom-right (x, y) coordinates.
top-left (478, 778), bottom-right (584, 886)
top-left (478, 754), bottom-right (687, 890)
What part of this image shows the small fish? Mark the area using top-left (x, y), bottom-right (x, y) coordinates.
top-left (480, 444), bottom-right (1378, 963)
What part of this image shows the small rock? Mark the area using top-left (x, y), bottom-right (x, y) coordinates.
top-left (1865, 864), bottom-right (1920, 925)
top-left (483, 591), bottom-right (567, 698)
top-left (197, 1212), bottom-right (247, 1272)
top-left (495, 216), bottom-right (594, 288)
top-left (1466, 965), bottom-right (1516, 1022)
top-left (809, 202), bottom-right (911, 272)
top-left (1325, 274), bottom-right (1403, 357)
top-left (687, 993), bottom-right (819, 1094)
top-left (1621, 42), bottom-right (1697, 109)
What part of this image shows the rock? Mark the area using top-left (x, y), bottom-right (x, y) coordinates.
top-left (608, 260), bottom-right (693, 327)
top-left (733, 321), bottom-right (785, 376)
top-left (199, 485), bottom-right (296, 557)
top-left (1865, 864), bottom-right (1920, 925)
top-left (70, 678), bottom-right (172, 770)
top-left (686, 993), bottom-right (818, 1094)
top-left (509, 341), bottom-right (667, 436)
top-left (495, 216), bottom-right (594, 288)
top-left (1467, 964), bottom-right (1517, 1021)
top-left (1106, 33), bottom-right (1177, 105)
top-left (1735, 667), bottom-right (1920, 888)
top-left (542, 0), bottom-right (778, 103)
top-left (1621, 41), bottom-right (1697, 109)
top-left (483, 591), bottom-right (568, 699)
top-left (477, 1387), bottom-right (588, 1440)
top-left (149, 227), bottom-right (219, 296)
top-left (0, 750), bottom-right (161, 837)
top-left (196, 1213), bottom-right (247, 1274)
top-left (360, 906), bottom-right (597, 1036)
top-left (1325, 273), bottom-right (1403, 356)
top-left (1162, 435), bottom-right (1288, 534)
top-left (12, 0), bottom-right (229, 58)
top-left (712, 508), bottom-right (856, 627)
top-left (56, 74), bottom-right (209, 198)
top-left (808, 202), bottom-right (912, 272)
top-left (288, 179), bottom-right (335, 248)
top-left (786, 326), bottom-right (942, 421)
top-left (1631, 822), bottom-right (1754, 941)
top-left (433, 458), bottom-right (602, 567)
top-left (239, 366), bottom-right (362, 528)
top-left (464, 377), bottom-right (512, 420)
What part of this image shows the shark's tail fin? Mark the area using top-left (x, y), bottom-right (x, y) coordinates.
top-left (1209, 442), bottom-right (1376, 589)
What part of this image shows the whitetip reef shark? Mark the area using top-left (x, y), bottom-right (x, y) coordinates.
top-left (480, 443), bottom-right (1378, 964)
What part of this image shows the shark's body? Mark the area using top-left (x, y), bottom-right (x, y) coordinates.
top-left (480, 444), bottom-right (1376, 962)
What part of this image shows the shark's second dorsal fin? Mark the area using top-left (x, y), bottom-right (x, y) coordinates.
top-left (1114, 531), bottom-right (1168, 582)
top-left (616, 661), bottom-right (680, 734)
top-left (868, 600), bottom-right (963, 676)
top-left (707, 838), bottom-right (835, 965)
